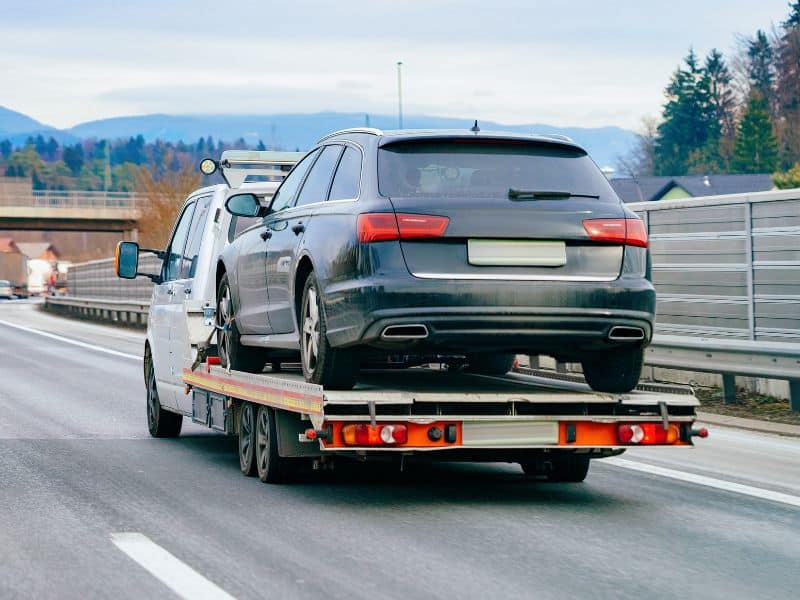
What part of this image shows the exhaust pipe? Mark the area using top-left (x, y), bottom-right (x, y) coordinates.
top-left (381, 324), bottom-right (429, 339)
top-left (608, 326), bottom-right (645, 341)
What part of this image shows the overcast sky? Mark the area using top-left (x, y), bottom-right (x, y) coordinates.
top-left (0, 0), bottom-right (791, 131)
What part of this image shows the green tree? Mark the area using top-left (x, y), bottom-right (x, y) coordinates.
top-left (775, 3), bottom-right (800, 166)
top-left (772, 162), bottom-right (800, 188)
top-left (747, 30), bottom-right (775, 101)
top-left (732, 95), bottom-right (779, 173)
top-left (654, 49), bottom-right (717, 175)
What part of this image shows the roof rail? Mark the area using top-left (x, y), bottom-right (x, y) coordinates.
top-left (316, 128), bottom-right (384, 144)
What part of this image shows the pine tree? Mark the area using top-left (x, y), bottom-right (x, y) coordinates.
top-left (747, 30), bottom-right (775, 101)
top-left (654, 49), bottom-right (716, 175)
top-left (732, 95), bottom-right (779, 173)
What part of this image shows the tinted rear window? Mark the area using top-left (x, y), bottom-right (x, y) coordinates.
top-left (378, 139), bottom-right (617, 201)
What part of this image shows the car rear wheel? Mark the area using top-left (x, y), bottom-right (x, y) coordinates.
top-left (465, 352), bottom-right (515, 375)
top-left (146, 357), bottom-right (182, 438)
top-left (217, 273), bottom-right (267, 373)
top-left (255, 405), bottom-right (288, 483)
top-left (300, 273), bottom-right (358, 390)
top-left (581, 347), bottom-right (644, 393)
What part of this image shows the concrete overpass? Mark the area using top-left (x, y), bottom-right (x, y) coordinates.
top-left (0, 190), bottom-right (142, 239)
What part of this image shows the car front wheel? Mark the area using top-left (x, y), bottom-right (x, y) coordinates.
top-left (216, 273), bottom-right (267, 373)
top-left (300, 273), bottom-right (358, 390)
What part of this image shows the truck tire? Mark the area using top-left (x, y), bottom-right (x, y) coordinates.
top-left (520, 454), bottom-right (590, 482)
top-left (465, 353), bottom-right (515, 375)
top-left (581, 347), bottom-right (644, 393)
top-left (217, 273), bottom-right (267, 373)
top-left (255, 405), bottom-right (288, 483)
top-left (146, 358), bottom-right (182, 438)
top-left (300, 273), bottom-right (358, 390)
top-left (238, 402), bottom-right (257, 476)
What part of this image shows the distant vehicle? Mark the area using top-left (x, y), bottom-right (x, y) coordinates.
top-left (0, 279), bottom-right (14, 299)
top-left (217, 128), bottom-right (655, 392)
top-left (0, 252), bottom-right (28, 297)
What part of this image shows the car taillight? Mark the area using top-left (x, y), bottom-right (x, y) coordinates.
top-left (357, 213), bottom-right (449, 243)
top-left (583, 218), bottom-right (648, 248)
top-left (617, 423), bottom-right (680, 445)
top-left (341, 424), bottom-right (408, 445)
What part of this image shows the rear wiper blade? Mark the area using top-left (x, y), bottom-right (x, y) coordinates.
top-left (508, 188), bottom-right (600, 200)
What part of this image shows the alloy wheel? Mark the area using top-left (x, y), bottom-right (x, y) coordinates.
top-left (256, 407), bottom-right (270, 474)
top-left (147, 365), bottom-right (158, 431)
top-left (217, 284), bottom-right (232, 367)
top-left (302, 286), bottom-right (320, 372)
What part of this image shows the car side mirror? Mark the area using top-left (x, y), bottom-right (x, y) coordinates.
top-left (114, 241), bottom-right (164, 284)
top-left (115, 241), bottom-right (140, 279)
top-left (225, 193), bottom-right (262, 217)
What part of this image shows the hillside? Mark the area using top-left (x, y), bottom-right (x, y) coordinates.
top-left (0, 106), bottom-right (78, 145)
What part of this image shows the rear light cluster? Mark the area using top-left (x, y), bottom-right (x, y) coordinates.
top-left (342, 423), bottom-right (408, 446)
top-left (583, 218), bottom-right (648, 248)
top-left (617, 423), bottom-right (680, 445)
top-left (357, 213), bottom-right (449, 243)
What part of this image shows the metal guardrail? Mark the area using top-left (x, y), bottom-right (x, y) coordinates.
top-left (44, 295), bottom-right (150, 327)
top-left (0, 190), bottom-right (142, 210)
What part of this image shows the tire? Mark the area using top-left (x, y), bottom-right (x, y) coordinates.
top-left (145, 355), bottom-right (182, 438)
top-left (465, 353), bottom-right (515, 375)
top-left (581, 347), bottom-right (644, 393)
top-left (238, 402), bottom-right (257, 476)
top-left (521, 454), bottom-right (590, 483)
top-left (299, 273), bottom-right (358, 390)
top-left (255, 405), bottom-right (287, 483)
top-left (217, 273), bottom-right (267, 373)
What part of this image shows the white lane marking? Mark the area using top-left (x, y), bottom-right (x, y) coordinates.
top-left (604, 457), bottom-right (800, 509)
top-left (0, 319), bottom-right (140, 361)
top-left (111, 533), bottom-right (236, 600)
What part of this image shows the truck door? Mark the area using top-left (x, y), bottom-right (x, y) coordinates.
top-left (266, 145), bottom-right (341, 333)
top-left (169, 194), bottom-right (213, 414)
top-left (152, 200), bottom-right (196, 410)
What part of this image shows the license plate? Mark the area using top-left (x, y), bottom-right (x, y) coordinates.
top-left (461, 420), bottom-right (559, 446)
top-left (467, 240), bottom-right (567, 267)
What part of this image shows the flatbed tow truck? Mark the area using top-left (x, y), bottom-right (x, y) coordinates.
top-left (182, 357), bottom-right (706, 483)
top-left (117, 147), bottom-right (707, 484)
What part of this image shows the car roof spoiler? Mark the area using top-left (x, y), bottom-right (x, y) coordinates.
top-left (219, 150), bottom-right (306, 189)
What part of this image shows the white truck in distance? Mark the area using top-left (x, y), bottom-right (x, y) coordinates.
top-left (116, 144), bottom-right (707, 484)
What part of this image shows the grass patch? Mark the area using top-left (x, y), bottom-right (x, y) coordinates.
top-left (695, 387), bottom-right (800, 426)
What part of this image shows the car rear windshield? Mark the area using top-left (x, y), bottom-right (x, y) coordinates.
top-left (378, 139), bottom-right (618, 201)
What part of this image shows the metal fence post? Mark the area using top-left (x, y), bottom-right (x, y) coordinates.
top-left (722, 374), bottom-right (737, 404)
top-left (744, 201), bottom-right (755, 341)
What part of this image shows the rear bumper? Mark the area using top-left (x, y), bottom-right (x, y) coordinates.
top-left (324, 276), bottom-right (655, 358)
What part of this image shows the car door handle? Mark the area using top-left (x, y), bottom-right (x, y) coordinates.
top-left (292, 222), bottom-right (305, 235)
top-left (260, 230), bottom-right (272, 240)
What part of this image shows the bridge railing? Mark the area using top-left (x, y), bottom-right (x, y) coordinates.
top-left (0, 190), bottom-right (142, 210)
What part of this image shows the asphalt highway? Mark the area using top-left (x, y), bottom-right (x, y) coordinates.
top-left (1, 300), bottom-right (798, 599)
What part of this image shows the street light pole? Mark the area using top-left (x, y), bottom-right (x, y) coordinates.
top-left (396, 61), bottom-right (403, 129)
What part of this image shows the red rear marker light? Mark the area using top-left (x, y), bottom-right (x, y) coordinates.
top-left (583, 218), bottom-right (648, 248)
top-left (357, 213), bottom-right (449, 243)
top-left (341, 424), bottom-right (408, 445)
top-left (617, 423), bottom-right (681, 445)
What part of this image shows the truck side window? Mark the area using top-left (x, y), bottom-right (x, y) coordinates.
top-left (269, 149), bottom-right (319, 213)
top-left (295, 145), bottom-right (343, 207)
top-left (163, 202), bottom-right (196, 282)
top-left (180, 195), bottom-right (213, 279)
top-left (328, 146), bottom-right (362, 201)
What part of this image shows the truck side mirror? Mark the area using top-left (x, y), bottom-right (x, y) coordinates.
top-left (225, 193), bottom-right (262, 217)
top-left (115, 241), bottom-right (140, 279)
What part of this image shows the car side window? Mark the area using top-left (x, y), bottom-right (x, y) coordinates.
top-left (269, 150), bottom-right (320, 213)
top-left (295, 145), bottom-right (343, 207)
top-left (328, 146), bottom-right (362, 201)
top-left (163, 201), bottom-right (196, 282)
top-left (180, 195), bottom-right (213, 279)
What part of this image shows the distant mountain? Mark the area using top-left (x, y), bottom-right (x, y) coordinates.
top-left (0, 106), bottom-right (78, 145)
top-left (1, 107), bottom-right (635, 168)
top-left (68, 112), bottom-right (635, 168)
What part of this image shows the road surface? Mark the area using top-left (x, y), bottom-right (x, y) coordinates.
top-left (1, 300), bottom-right (798, 599)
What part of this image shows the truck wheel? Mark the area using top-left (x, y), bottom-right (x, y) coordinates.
top-left (520, 454), bottom-right (590, 482)
top-left (465, 353), bottom-right (515, 375)
top-left (217, 273), bottom-right (267, 373)
top-left (146, 359), bottom-right (182, 438)
top-left (255, 405), bottom-right (288, 483)
top-left (581, 347), bottom-right (644, 393)
top-left (300, 273), bottom-right (358, 390)
top-left (238, 402), bottom-right (257, 476)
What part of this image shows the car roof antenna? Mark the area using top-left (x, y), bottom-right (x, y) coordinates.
top-left (470, 120), bottom-right (480, 134)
